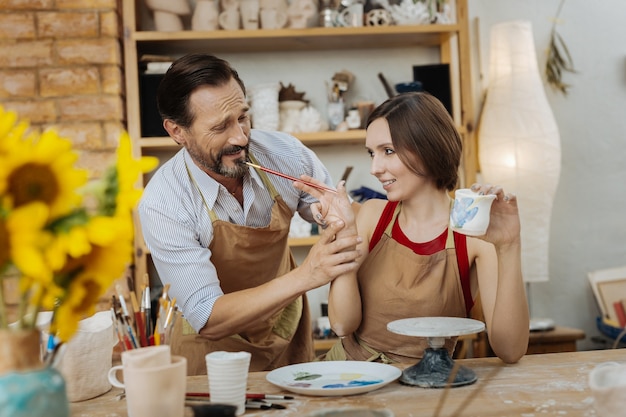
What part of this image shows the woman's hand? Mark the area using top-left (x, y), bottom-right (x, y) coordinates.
top-left (293, 176), bottom-right (356, 234)
top-left (470, 183), bottom-right (521, 247)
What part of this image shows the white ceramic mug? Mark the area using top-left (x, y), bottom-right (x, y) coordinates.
top-left (260, 8), bottom-right (288, 29)
top-left (205, 351), bottom-right (251, 416)
top-left (219, 8), bottom-right (241, 30)
top-left (240, 0), bottom-right (260, 29)
top-left (108, 355), bottom-right (187, 417)
top-left (119, 345), bottom-right (172, 368)
top-left (192, 0), bottom-right (220, 30)
top-left (337, 3), bottom-right (363, 27)
top-left (449, 188), bottom-right (496, 236)
top-left (588, 361), bottom-right (626, 417)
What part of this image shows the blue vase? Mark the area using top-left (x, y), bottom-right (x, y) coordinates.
top-left (0, 329), bottom-right (69, 417)
top-left (0, 366), bottom-right (69, 417)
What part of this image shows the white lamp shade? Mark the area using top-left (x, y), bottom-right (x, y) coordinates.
top-left (478, 20), bottom-right (561, 282)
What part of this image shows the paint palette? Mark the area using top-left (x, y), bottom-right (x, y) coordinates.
top-left (266, 361), bottom-right (401, 396)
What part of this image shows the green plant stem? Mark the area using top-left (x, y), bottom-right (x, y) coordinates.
top-left (546, 0), bottom-right (575, 94)
top-left (27, 286), bottom-right (45, 329)
top-left (17, 289), bottom-right (31, 329)
top-left (555, 0), bottom-right (565, 20)
top-left (0, 273), bottom-right (7, 329)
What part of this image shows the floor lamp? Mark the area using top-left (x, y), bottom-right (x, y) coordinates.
top-left (478, 20), bottom-right (562, 326)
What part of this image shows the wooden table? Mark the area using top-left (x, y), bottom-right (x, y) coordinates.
top-left (71, 349), bottom-right (624, 417)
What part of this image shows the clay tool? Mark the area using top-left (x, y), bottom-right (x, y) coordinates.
top-left (186, 393), bottom-right (294, 400)
top-left (244, 161), bottom-right (337, 194)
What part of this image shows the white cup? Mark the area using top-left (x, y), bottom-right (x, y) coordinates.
top-left (240, 0), bottom-right (260, 29)
top-left (205, 351), bottom-right (251, 416)
top-left (219, 8), bottom-right (241, 30)
top-left (588, 361), bottom-right (626, 417)
top-left (260, 8), bottom-right (288, 29)
top-left (449, 188), bottom-right (496, 236)
top-left (108, 354), bottom-right (187, 417)
top-left (337, 3), bottom-right (363, 27)
top-left (192, 0), bottom-right (220, 30)
top-left (119, 345), bottom-right (172, 368)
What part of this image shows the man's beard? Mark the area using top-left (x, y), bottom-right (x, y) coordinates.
top-left (189, 144), bottom-right (249, 178)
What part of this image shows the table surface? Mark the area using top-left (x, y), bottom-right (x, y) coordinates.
top-left (71, 349), bottom-right (624, 417)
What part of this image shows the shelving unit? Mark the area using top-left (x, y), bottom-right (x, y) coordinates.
top-left (122, 0), bottom-right (476, 288)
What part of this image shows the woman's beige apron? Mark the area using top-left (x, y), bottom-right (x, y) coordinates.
top-left (325, 203), bottom-right (467, 363)
top-left (171, 155), bottom-right (314, 375)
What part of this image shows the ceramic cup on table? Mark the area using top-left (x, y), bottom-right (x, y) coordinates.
top-left (449, 188), bottom-right (497, 236)
top-left (588, 361), bottom-right (626, 417)
top-left (108, 352), bottom-right (187, 417)
top-left (205, 351), bottom-right (252, 416)
top-left (119, 344), bottom-right (172, 368)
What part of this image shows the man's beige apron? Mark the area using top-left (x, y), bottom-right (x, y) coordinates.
top-left (325, 202), bottom-right (467, 363)
top-left (171, 155), bottom-right (314, 375)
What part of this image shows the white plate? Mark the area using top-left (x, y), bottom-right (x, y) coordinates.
top-left (266, 361), bottom-right (401, 396)
top-left (387, 317), bottom-right (485, 338)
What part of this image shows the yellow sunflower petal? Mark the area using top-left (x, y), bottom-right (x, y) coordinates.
top-left (7, 202), bottom-right (52, 282)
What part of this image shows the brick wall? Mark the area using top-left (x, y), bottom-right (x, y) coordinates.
top-left (0, 0), bottom-right (124, 177)
top-left (0, 0), bottom-right (129, 321)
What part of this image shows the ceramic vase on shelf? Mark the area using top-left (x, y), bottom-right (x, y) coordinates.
top-left (145, 0), bottom-right (191, 31)
top-left (0, 329), bottom-right (70, 417)
top-left (279, 100), bottom-right (307, 132)
top-left (248, 83), bottom-right (280, 130)
top-left (192, 0), bottom-right (219, 31)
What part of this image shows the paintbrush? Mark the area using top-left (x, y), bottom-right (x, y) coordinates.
top-left (244, 161), bottom-right (337, 194)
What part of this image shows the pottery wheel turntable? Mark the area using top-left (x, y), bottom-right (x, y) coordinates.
top-left (387, 317), bottom-right (486, 388)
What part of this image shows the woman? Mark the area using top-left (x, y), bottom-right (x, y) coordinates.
top-left (296, 92), bottom-right (529, 364)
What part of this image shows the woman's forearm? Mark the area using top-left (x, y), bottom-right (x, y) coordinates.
top-left (328, 274), bottom-right (362, 336)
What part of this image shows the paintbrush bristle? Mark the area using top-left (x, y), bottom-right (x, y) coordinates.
top-left (244, 161), bottom-right (261, 169)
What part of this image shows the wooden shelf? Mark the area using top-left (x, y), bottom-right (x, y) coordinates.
top-left (132, 25), bottom-right (459, 55)
top-left (123, 0), bottom-right (477, 288)
top-left (139, 130), bottom-right (366, 151)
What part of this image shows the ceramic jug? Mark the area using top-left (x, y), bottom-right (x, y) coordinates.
top-left (336, 2), bottom-right (363, 27)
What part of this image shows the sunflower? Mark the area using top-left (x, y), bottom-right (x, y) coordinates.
top-left (0, 127), bottom-right (88, 219)
top-left (0, 105), bottom-right (156, 343)
top-left (114, 131), bottom-right (158, 216)
top-left (45, 215), bottom-right (133, 341)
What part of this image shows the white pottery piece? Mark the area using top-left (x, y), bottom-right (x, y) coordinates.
top-left (375, 0), bottom-right (430, 25)
top-left (192, 0), bottom-right (219, 30)
top-left (279, 100), bottom-right (307, 132)
top-left (589, 362), bottom-right (626, 417)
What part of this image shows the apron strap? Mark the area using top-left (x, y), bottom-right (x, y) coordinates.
top-left (184, 151), bottom-right (281, 222)
top-left (383, 202), bottom-right (402, 236)
top-left (355, 335), bottom-right (398, 364)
